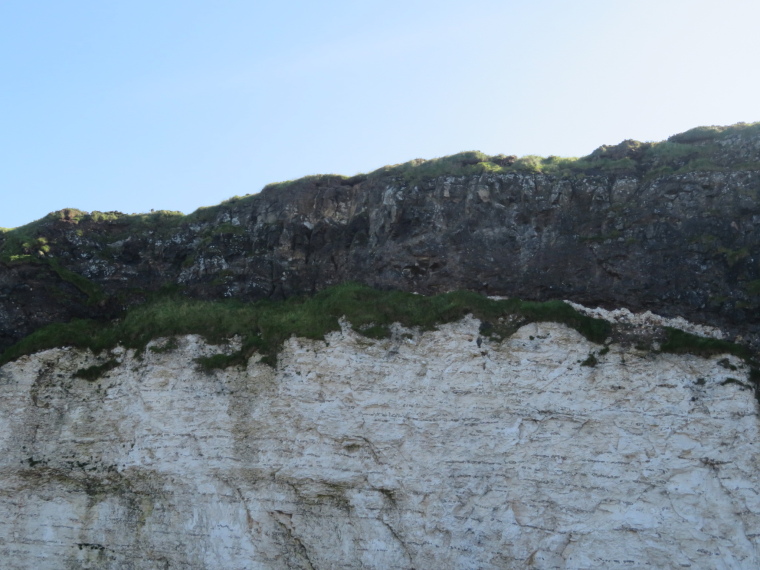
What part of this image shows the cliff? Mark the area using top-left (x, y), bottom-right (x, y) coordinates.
top-left (2, 122), bottom-right (760, 355)
top-left (1, 319), bottom-right (758, 568)
top-left (2, 123), bottom-right (760, 568)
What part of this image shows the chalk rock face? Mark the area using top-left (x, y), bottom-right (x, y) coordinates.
top-left (0, 320), bottom-right (759, 569)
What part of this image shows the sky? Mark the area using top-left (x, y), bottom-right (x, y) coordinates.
top-left (2, 0), bottom-right (759, 229)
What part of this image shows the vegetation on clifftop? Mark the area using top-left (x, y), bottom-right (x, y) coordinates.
top-left (2, 121), bottom-right (757, 243)
top-left (0, 208), bottom-right (186, 263)
top-left (266, 121), bottom-right (760, 190)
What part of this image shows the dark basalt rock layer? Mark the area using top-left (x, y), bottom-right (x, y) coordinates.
top-left (2, 125), bottom-right (760, 353)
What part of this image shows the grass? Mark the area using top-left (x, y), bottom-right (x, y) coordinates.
top-left (48, 259), bottom-right (106, 305)
top-left (209, 223), bottom-right (245, 236)
top-left (291, 123), bottom-right (757, 187)
top-left (3, 283), bottom-right (757, 405)
top-left (660, 327), bottom-right (751, 359)
top-left (0, 208), bottom-right (187, 262)
top-left (0, 282), bottom-right (611, 370)
top-left (718, 247), bottom-right (750, 267)
top-left (581, 353), bottom-right (599, 367)
top-left (348, 122), bottom-right (760, 185)
top-left (74, 359), bottom-right (119, 381)
top-left (668, 122), bottom-right (760, 144)
top-left (356, 150), bottom-right (641, 183)
top-left (746, 280), bottom-right (760, 296)
top-left (0, 244), bottom-right (106, 304)
top-left (659, 329), bottom-right (760, 403)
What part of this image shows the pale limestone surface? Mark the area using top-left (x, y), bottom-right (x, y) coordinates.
top-left (563, 301), bottom-right (727, 340)
top-left (0, 319), bottom-right (758, 569)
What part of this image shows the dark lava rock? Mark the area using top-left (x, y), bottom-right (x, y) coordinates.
top-left (2, 126), bottom-right (760, 353)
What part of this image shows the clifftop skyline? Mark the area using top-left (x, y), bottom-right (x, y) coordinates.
top-left (5, 121), bottom-right (759, 231)
top-left (3, 1), bottom-right (759, 229)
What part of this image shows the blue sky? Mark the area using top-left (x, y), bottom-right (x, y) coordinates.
top-left (2, 0), bottom-right (759, 228)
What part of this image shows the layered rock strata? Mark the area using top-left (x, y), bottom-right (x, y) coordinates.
top-left (1, 319), bottom-right (758, 569)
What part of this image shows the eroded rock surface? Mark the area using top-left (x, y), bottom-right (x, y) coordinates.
top-left (1, 320), bottom-right (758, 568)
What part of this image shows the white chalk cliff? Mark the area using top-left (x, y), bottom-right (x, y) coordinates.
top-left (0, 318), bottom-right (758, 569)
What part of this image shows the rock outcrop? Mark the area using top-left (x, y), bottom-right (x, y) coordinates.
top-left (1, 320), bottom-right (758, 569)
top-left (1, 124), bottom-right (760, 353)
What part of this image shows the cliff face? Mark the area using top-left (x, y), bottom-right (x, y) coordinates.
top-left (2, 125), bottom-right (760, 354)
top-left (2, 124), bottom-right (760, 567)
top-left (1, 320), bottom-right (758, 569)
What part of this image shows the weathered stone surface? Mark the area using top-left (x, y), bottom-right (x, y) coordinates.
top-left (1, 320), bottom-right (758, 568)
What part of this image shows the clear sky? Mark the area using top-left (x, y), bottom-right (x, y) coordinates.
top-left (2, 0), bottom-right (758, 229)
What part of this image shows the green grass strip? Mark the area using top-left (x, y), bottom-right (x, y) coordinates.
top-left (660, 327), bottom-right (751, 359)
top-left (1, 282), bottom-right (611, 369)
